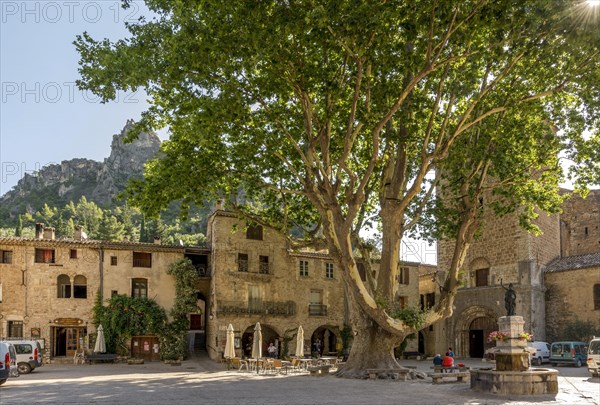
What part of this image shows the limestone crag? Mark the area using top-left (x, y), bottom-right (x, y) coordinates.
top-left (0, 120), bottom-right (161, 220)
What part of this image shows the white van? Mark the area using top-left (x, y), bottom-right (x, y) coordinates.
top-left (8, 340), bottom-right (43, 374)
top-left (527, 341), bottom-right (551, 366)
top-left (588, 337), bottom-right (600, 377)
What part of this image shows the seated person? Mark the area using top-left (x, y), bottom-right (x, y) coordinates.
top-left (442, 352), bottom-right (454, 367)
top-left (432, 354), bottom-right (443, 366)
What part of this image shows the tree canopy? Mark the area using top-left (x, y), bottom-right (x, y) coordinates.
top-left (76, 0), bottom-right (599, 376)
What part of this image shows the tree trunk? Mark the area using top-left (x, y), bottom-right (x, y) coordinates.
top-left (335, 288), bottom-right (408, 379)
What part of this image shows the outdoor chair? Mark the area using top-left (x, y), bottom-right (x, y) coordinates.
top-left (289, 358), bottom-right (302, 373)
top-left (271, 359), bottom-right (283, 374)
top-left (230, 357), bottom-right (249, 371)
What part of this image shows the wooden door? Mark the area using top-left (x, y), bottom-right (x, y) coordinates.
top-left (65, 328), bottom-right (80, 357)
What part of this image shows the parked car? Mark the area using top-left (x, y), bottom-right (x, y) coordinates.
top-left (0, 342), bottom-right (13, 386)
top-left (9, 340), bottom-right (43, 374)
top-left (528, 341), bottom-right (551, 366)
top-left (587, 337), bottom-right (600, 377)
top-left (550, 341), bottom-right (588, 367)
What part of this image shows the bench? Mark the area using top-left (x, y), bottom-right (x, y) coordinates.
top-left (401, 351), bottom-right (421, 360)
top-left (365, 368), bottom-right (410, 381)
top-left (431, 371), bottom-right (469, 384)
top-left (86, 353), bottom-right (118, 364)
top-left (307, 365), bottom-right (331, 376)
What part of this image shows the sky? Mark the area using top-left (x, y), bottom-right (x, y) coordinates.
top-left (0, 1), bottom-right (160, 196)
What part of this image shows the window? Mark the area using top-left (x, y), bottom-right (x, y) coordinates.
top-left (248, 285), bottom-right (261, 313)
top-left (238, 253), bottom-right (249, 272)
top-left (132, 278), bottom-right (148, 298)
top-left (35, 248), bottom-right (55, 263)
top-left (8, 320), bottom-right (23, 338)
top-left (397, 296), bottom-right (407, 308)
top-left (70, 249), bottom-right (78, 259)
top-left (111, 290), bottom-right (118, 297)
top-left (259, 255), bottom-right (270, 274)
top-left (133, 252), bottom-right (152, 268)
top-left (73, 275), bottom-right (87, 299)
top-left (299, 260), bottom-right (309, 277)
top-left (475, 268), bottom-right (489, 287)
top-left (110, 256), bottom-right (118, 266)
top-left (246, 224), bottom-right (263, 240)
top-left (1, 250), bottom-right (12, 264)
top-left (398, 267), bottom-right (410, 285)
top-left (325, 263), bottom-right (334, 279)
top-left (420, 293), bottom-right (435, 310)
top-left (594, 284), bottom-right (600, 310)
top-left (309, 289), bottom-right (326, 316)
top-left (57, 274), bottom-right (71, 298)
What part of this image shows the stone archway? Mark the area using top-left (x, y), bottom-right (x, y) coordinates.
top-left (454, 306), bottom-right (498, 358)
top-left (241, 323), bottom-right (280, 358)
top-left (311, 325), bottom-right (340, 356)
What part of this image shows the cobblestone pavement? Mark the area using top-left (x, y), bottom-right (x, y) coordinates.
top-left (0, 355), bottom-right (598, 405)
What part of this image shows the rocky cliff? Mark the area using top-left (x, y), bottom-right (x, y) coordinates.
top-left (0, 120), bottom-right (161, 222)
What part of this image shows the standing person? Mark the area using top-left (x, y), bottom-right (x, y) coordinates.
top-left (267, 342), bottom-right (277, 358)
top-left (448, 347), bottom-right (454, 357)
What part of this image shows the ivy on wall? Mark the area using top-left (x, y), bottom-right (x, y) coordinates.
top-left (93, 292), bottom-right (167, 355)
top-left (161, 258), bottom-right (201, 361)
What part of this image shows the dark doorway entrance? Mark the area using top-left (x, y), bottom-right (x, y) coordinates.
top-left (418, 331), bottom-right (425, 354)
top-left (469, 316), bottom-right (497, 358)
top-left (469, 330), bottom-right (484, 358)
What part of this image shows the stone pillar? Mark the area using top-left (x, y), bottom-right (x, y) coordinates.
top-left (495, 316), bottom-right (530, 371)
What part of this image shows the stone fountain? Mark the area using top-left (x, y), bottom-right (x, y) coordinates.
top-left (471, 285), bottom-right (558, 395)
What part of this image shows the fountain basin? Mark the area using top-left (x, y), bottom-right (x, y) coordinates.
top-left (471, 368), bottom-right (558, 395)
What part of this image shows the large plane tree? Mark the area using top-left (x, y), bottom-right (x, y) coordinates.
top-left (76, 0), bottom-right (599, 377)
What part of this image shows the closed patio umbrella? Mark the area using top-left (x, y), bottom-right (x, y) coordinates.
top-left (94, 324), bottom-right (106, 353)
top-left (251, 322), bottom-right (262, 359)
top-left (295, 326), bottom-right (304, 358)
top-left (224, 324), bottom-right (236, 359)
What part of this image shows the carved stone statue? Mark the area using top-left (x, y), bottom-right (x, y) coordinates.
top-left (501, 281), bottom-right (517, 316)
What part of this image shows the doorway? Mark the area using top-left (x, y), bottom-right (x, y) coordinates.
top-left (468, 316), bottom-right (496, 358)
top-left (53, 327), bottom-right (85, 358)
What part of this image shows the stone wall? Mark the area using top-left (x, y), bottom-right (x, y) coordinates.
top-left (544, 266), bottom-right (600, 341)
top-left (560, 190), bottom-right (600, 257)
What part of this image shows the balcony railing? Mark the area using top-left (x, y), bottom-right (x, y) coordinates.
top-left (217, 300), bottom-right (296, 317)
top-left (194, 264), bottom-right (211, 277)
top-left (259, 262), bottom-right (270, 274)
top-left (238, 259), bottom-right (249, 272)
top-left (308, 304), bottom-right (328, 316)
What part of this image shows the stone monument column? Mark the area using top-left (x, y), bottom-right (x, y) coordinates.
top-left (494, 316), bottom-right (530, 371)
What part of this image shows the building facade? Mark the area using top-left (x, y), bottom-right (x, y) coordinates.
top-left (424, 189), bottom-right (600, 358)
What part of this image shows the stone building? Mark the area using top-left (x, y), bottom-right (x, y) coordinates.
top-left (204, 209), bottom-right (422, 361)
top-left (423, 189), bottom-right (600, 358)
top-left (0, 224), bottom-right (186, 362)
top-left (1, 209), bottom-right (422, 363)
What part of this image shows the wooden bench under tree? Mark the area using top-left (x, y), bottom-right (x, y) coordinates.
top-left (365, 368), bottom-right (410, 381)
top-left (307, 365), bottom-right (331, 376)
top-left (401, 351), bottom-right (421, 360)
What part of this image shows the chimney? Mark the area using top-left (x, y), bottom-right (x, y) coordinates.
top-left (35, 223), bottom-right (44, 240)
top-left (43, 227), bottom-right (55, 240)
top-left (153, 237), bottom-right (161, 245)
top-left (215, 199), bottom-right (224, 211)
top-left (74, 225), bottom-right (87, 240)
